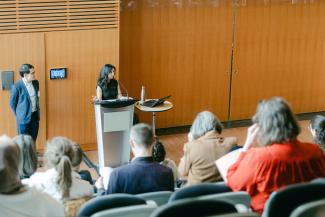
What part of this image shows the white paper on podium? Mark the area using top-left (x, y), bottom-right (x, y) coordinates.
top-left (99, 167), bottom-right (114, 190)
top-left (103, 111), bottom-right (131, 132)
top-left (215, 148), bottom-right (243, 183)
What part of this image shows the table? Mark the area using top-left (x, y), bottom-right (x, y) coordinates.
top-left (135, 100), bottom-right (173, 136)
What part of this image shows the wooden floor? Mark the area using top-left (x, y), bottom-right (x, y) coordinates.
top-left (82, 120), bottom-right (313, 179)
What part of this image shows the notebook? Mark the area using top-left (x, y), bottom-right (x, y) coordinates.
top-left (142, 95), bottom-right (171, 107)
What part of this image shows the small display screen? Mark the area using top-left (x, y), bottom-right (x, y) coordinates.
top-left (50, 68), bottom-right (67, 79)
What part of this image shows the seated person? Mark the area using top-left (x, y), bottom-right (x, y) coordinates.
top-left (0, 135), bottom-right (65, 217)
top-left (24, 136), bottom-right (93, 202)
top-left (227, 97), bottom-right (325, 214)
top-left (71, 143), bottom-right (93, 185)
top-left (12, 134), bottom-right (37, 179)
top-left (310, 115), bottom-right (325, 152)
top-left (97, 123), bottom-right (174, 194)
top-left (152, 141), bottom-right (180, 182)
top-left (178, 111), bottom-right (237, 186)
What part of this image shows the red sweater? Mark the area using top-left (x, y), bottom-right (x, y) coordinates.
top-left (227, 140), bottom-right (325, 213)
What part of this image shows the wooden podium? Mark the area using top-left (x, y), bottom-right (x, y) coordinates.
top-left (94, 99), bottom-right (135, 167)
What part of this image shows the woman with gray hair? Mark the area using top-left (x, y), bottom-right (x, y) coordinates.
top-left (227, 97), bottom-right (325, 214)
top-left (178, 111), bottom-right (237, 186)
top-left (13, 134), bottom-right (37, 179)
top-left (0, 135), bottom-right (65, 217)
top-left (25, 136), bottom-right (93, 202)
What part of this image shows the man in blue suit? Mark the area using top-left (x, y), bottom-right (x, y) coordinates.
top-left (96, 123), bottom-right (174, 194)
top-left (10, 64), bottom-right (40, 142)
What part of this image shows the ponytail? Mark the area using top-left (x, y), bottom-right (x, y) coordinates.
top-left (45, 136), bottom-right (75, 201)
top-left (56, 155), bottom-right (72, 199)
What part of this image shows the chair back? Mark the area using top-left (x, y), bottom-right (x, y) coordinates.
top-left (137, 191), bottom-right (173, 206)
top-left (150, 199), bottom-right (237, 217)
top-left (91, 203), bottom-right (157, 217)
top-left (289, 199), bottom-right (325, 217)
top-left (206, 213), bottom-right (260, 217)
top-left (262, 182), bottom-right (325, 217)
top-left (76, 194), bottom-right (146, 217)
top-left (168, 183), bottom-right (232, 202)
top-left (198, 191), bottom-right (251, 212)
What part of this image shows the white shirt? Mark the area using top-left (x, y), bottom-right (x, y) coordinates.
top-left (0, 186), bottom-right (65, 217)
top-left (23, 168), bottom-right (93, 202)
top-left (22, 78), bottom-right (37, 112)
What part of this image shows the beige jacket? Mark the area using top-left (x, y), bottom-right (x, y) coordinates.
top-left (178, 131), bottom-right (237, 186)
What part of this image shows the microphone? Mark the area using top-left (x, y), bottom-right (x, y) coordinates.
top-left (118, 80), bottom-right (129, 100)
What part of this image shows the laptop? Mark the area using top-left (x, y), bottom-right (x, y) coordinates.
top-left (142, 95), bottom-right (171, 107)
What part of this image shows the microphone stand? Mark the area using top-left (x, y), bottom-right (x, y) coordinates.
top-left (118, 80), bottom-right (129, 100)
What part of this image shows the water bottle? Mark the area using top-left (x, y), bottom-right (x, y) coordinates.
top-left (140, 86), bottom-right (145, 105)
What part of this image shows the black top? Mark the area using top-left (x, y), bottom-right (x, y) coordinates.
top-left (105, 156), bottom-right (174, 194)
top-left (98, 79), bottom-right (118, 100)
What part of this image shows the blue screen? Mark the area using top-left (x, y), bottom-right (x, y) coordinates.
top-left (50, 68), bottom-right (67, 79)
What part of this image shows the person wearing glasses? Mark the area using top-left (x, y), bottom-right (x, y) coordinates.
top-left (10, 64), bottom-right (40, 142)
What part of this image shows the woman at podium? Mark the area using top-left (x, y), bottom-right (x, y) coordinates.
top-left (95, 64), bottom-right (122, 100)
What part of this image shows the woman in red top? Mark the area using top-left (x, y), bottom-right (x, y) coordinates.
top-left (227, 97), bottom-right (325, 214)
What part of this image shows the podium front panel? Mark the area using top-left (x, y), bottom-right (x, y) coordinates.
top-left (103, 111), bottom-right (131, 132)
top-left (94, 102), bottom-right (134, 168)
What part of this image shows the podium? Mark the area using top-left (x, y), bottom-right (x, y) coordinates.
top-left (94, 99), bottom-right (135, 168)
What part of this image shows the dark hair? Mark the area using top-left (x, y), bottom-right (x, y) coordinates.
top-left (97, 64), bottom-right (116, 86)
top-left (152, 141), bottom-right (166, 162)
top-left (252, 97), bottom-right (301, 146)
top-left (19, 63), bottom-right (34, 78)
top-left (310, 115), bottom-right (325, 146)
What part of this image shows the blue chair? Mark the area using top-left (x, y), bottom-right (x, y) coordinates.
top-left (198, 191), bottom-right (251, 212)
top-left (262, 182), bottom-right (325, 217)
top-left (91, 203), bottom-right (157, 217)
top-left (76, 194), bottom-right (146, 217)
top-left (137, 191), bottom-right (173, 206)
top-left (150, 199), bottom-right (237, 217)
top-left (168, 183), bottom-right (232, 202)
top-left (289, 199), bottom-right (325, 217)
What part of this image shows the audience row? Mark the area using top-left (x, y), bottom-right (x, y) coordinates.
top-left (0, 96), bottom-right (325, 217)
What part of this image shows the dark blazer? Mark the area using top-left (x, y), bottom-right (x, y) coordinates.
top-left (106, 157), bottom-right (174, 194)
top-left (10, 79), bottom-right (40, 124)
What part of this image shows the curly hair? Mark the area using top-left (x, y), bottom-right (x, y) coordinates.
top-left (152, 141), bottom-right (166, 163)
top-left (310, 115), bottom-right (325, 148)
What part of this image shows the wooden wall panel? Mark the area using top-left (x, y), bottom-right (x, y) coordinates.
top-left (0, 33), bottom-right (47, 150)
top-left (45, 29), bottom-right (119, 147)
top-left (230, 1), bottom-right (325, 120)
top-left (120, 1), bottom-right (233, 128)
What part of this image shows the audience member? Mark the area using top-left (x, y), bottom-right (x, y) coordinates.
top-left (71, 143), bottom-right (93, 185)
top-left (227, 97), bottom-right (325, 213)
top-left (152, 141), bottom-right (180, 182)
top-left (0, 135), bottom-right (65, 217)
top-left (25, 136), bottom-right (93, 202)
top-left (12, 134), bottom-right (37, 179)
top-left (310, 115), bottom-right (325, 152)
top-left (97, 123), bottom-right (174, 194)
top-left (178, 111), bottom-right (237, 186)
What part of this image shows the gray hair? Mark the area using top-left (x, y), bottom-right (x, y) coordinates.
top-left (45, 137), bottom-right (74, 200)
top-left (130, 123), bottom-right (153, 149)
top-left (0, 135), bottom-right (21, 194)
top-left (13, 135), bottom-right (37, 178)
top-left (190, 111), bottom-right (223, 140)
top-left (252, 97), bottom-right (301, 146)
